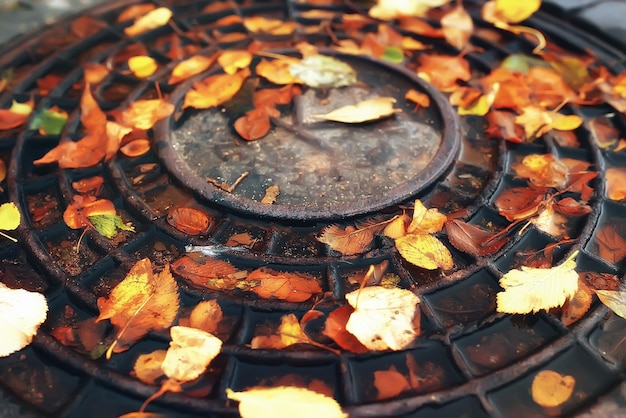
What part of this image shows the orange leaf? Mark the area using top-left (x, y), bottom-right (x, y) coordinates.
top-left (120, 139), bottom-right (151, 157)
top-left (97, 259), bottom-right (179, 357)
top-left (374, 366), bottom-right (411, 400)
top-left (318, 220), bottom-right (388, 255)
top-left (72, 176), bottom-right (104, 195)
top-left (187, 299), bottom-right (223, 334)
top-left (166, 207), bottom-right (211, 235)
top-left (256, 59), bottom-right (301, 85)
top-left (251, 313), bottom-right (310, 349)
top-left (246, 268), bottom-right (322, 302)
top-left (183, 68), bottom-right (251, 109)
top-left (63, 195), bottom-right (115, 230)
top-left (171, 254), bottom-right (242, 290)
top-left (33, 133), bottom-right (106, 168)
top-left (234, 107), bottom-right (271, 141)
top-left (121, 99), bottom-right (174, 130)
top-left (594, 226), bottom-right (626, 265)
top-left (511, 154), bottom-right (569, 188)
top-left (168, 54), bottom-right (217, 85)
top-left (243, 16), bottom-right (298, 35)
top-left (407, 199), bottom-right (446, 235)
top-left (445, 219), bottom-right (507, 257)
top-left (405, 89), bottom-right (430, 108)
top-left (218, 50), bottom-right (253, 75)
top-left (494, 186), bottom-right (547, 221)
top-left (0, 98), bottom-right (34, 130)
top-left (561, 281), bottom-right (593, 326)
top-left (417, 54), bottom-right (471, 90)
top-left (441, 4), bottom-right (473, 50)
top-left (124, 7), bottom-right (172, 37)
top-left (531, 369), bottom-right (575, 408)
top-left (605, 167), bottom-right (626, 201)
top-left (323, 305), bottom-right (368, 354)
top-left (80, 84), bottom-right (106, 131)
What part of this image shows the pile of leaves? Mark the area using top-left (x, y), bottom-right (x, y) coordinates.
top-left (1, 0), bottom-right (626, 416)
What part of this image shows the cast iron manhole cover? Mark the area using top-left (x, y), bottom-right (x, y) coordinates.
top-left (0, 1), bottom-right (625, 417)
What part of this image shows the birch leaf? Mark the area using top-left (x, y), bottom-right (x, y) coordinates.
top-left (96, 259), bottom-right (179, 358)
top-left (0, 283), bottom-right (48, 357)
top-left (161, 326), bottom-right (222, 382)
top-left (497, 251), bottom-right (579, 314)
top-left (441, 4), bottom-right (473, 50)
top-left (226, 386), bottom-right (347, 418)
top-left (345, 286), bottom-right (420, 351)
top-left (596, 289), bottom-right (626, 320)
top-left (395, 234), bottom-right (453, 270)
top-left (312, 97), bottom-right (401, 123)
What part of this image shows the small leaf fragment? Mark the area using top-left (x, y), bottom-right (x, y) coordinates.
top-left (313, 97), bottom-right (401, 123)
top-left (596, 289), bottom-right (626, 319)
top-left (128, 56), bottom-right (158, 78)
top-left (289, 55), bottom-right (356, 88)
top-left (531, 370), bottom-right (575, 408)
top-left (261, 185), bottom-right (280, 204)
top-left (124, 7), bottom-right (172, 37)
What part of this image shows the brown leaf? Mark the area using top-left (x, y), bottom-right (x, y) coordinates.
top-left (261, 185), bottom-right (280, 204)
top-left (171, 254), bottom-right (242, 290)
top-left (318, 220), bottom-right (388, 255)
top-left (553, 197), bottom-right (591, 216)
top-left (595, 226), bottom-right (626, 265)
top-left (561, 281), bottom-right (593, 326)
top-left (374, 366), bottom-right (410, 400)
top-left (605, 167), bottom-right (626, 201)
top-left (445, 219), bottom-right (507, 256)
top-left (166, 207), bottom-right (211, 235)
top-left (234, 107), bottom-right (271, 141)
top-left (183, 68), bottom-right (251, 109)
top-left (246, 268), bottom-right (322, 302)
top-left (494, 186), bottom-right (547, 221)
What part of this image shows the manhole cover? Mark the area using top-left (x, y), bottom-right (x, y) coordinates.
top-left (0, 1), bottom-right (625, 417)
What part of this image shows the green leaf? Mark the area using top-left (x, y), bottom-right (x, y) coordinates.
top-left (499, 54), bottom-right (548, 74)
top-left (88, 213), bottom-right (134, 238)
top-left (0, 202), bottom-right (20, 231)
top-left (29, 108), bottom-right (68, 135)
top-left (381, 46), bottom-right (404, 64)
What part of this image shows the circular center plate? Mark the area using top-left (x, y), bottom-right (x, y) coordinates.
top-left (159, 52), bottom-right (459, 220)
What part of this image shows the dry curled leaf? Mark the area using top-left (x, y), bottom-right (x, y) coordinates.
top-left (0, 283), bottom-right (48, 357)
top-left (313, 97), bottom-right (401, 124)
top-left (345, 286), bottom-right (420, 351)
top-left (226, 386), bottom-right (347, 418)
top-left (161, 326), bottom-right (222, 382)
top-left (445, 220), bottom-right (507, 257)
top-left (318, 220), bottom-right (388, 255)
top-left (496, 251), bottom-right (579, 314)
top-left (96, 259), bottom-right (179, 358)
top-left (245, 268), bottom-right (322, 302)
top-left (596, 288), bottom-right (626, 320)
top-left (531, 369), bottom-right (575, 408)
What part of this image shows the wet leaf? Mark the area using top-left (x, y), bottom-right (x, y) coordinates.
top-left (494, 186), bottom-right (546, 221)
top-left (605, 167), bottom-right (626, 201)
top-left (594, 226), bottom-right (626, 265)
top-left (323, 305), bottom-right (368, 354)
top-left (243, 16), bottom-right (298, 35)
top-left (345, 286), bottom-right (420, 351)
top-left (445, 219), bottom-right (507, 257)
top-left (395, 234), bottom-right (453, 270)
top-left (218, 50), bottom-right (253, 75)
top-left (312, 97), bottom-right (401, 123)
top-left (121, 99), bottom-right (174, 130)
top-left (124, 7), bottom-right (172, 37)
top-left (120, 139), bottom-right (151, 157)
top-left (0, 202), bottom-right (21, 233)
top-left (183, 68), bottom-right (251, 109)
top-left (596, 289), bottom-right (626, 320)
top-left (97, 259), bottom-right (180, 358)
top-left (166, 207), bottom-right (211, 235)
top-left (318, 220), bottom-right (389, 255)
top-left (405, 89), bottom-right (430, 108)
top-left (171, 255), bottom-right (243, 290)
top-left (374, 365), bottom-right (411, 399)
top-left (133, 350), bottom-right (167, 385)
top-left (251, 313), bottom-right (310, 349)
top-left (128, 56), bottom-right (158, 78)
top-left (369, 0), bottom-right (451, 20)
top-left (417, 54), bottom-right (471, 90)
top-left (29, 107), bottom-right (68, 135)
top-left (441, 4), bottom-right (473, 50)
top-left (226, 386), bottom-right (347, 418)
top-left (531, 370), bottom-right (575, 408)
top-left (188, 300), bottom-right (223, 334)
top-left (245, 268), bottom-right (322, 302)
top-left (561, 282), bottom-right (593, 326)
top-left (531, 200), bottom-right (568, 238)
top-left (289, 55), bottom-right (356, 88)
top-left (168, 54), bottom-right (217, 85)
top-left (161, 326), bottom-right (222, 382)
top-left (0, 98), bottom-right (34, 130)
top-left (0, 282), bottom-right (48, 357)
top-left (88, 213), bottom-right (135, 239)
top-left (62, 195), bottom-right (132, 239)
top-left (261, 185), bottom-right (280, 204)
top-left (496, 251), bottom-right (579, 314)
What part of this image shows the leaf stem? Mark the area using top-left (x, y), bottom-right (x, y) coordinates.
top-left (0, 230), bottom-right (17, 242)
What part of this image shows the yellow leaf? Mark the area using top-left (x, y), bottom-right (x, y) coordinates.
top-left (441, 4), bottom-right (473, 50)
top-left (161, 326), bottom-right (222, 382)
top-left (133, 349), bottom-right (167, 385)
top-left (250, 313), bottom-right (310, 349)
top-left (395, 234), bottom-right (453, 270)
top-left (531, 370), bottom-right (575, 408)
top-left (128, 56), bottom-right (158, 78)
top-left (8, 99), bottom-right (33, 115)
top-left (97, 259), bottom-right (180, 358)
top-left (0, 202), bottom-right (20, 231)
top-left (312, 97), bottom-right (401, 123)
top-left (531, 201), bottom-right (567, 238)
top-left (369, 0), bottom-right (451, 20)
top-left (188, 299), bottom-right (223, 334)
top-left (183, 68), bottom-right (251, 109)
top-left (121, 99), bottom-right (174, 130)
top-left (0, 283), bottom-right (48, 357)
top-left (497, 251), bottom-right (579, 314)
top-left (168, 54), bottom-right (217, 85)
top-left (550, 112), bottom-right (584, 131)
top-left (345, 286), bottom-right (420, 351)
top-left (383, 214), bottom-right (409, 239)
top-left (596, 289), bottom-right (626, 319)
top-left (407, 199), bottom-right (446, 235)
top-left (515, 106), bottom-right (582, 138)
top-left (124, 7), bottom-right (172, 37)
top-left (226, 386), bottom-right (347, 418)
top-left (457, 83), bottom-right (500, 116)
top-left (218, 50), bottom-right (253, 75)
top-left (495, 0), bottom-right (542, 24)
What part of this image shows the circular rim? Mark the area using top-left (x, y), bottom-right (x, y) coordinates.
top-left (155, 49), bottom-right (461, 221)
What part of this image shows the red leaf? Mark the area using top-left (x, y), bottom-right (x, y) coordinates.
top-left (323, 306), bottom-right (368, 354)
top-left (494, 186), bottom-right (547, 221)
top-left (445, 220), bottom-right (508, 257)
top-left (166, 207), bottom-right (211, 235)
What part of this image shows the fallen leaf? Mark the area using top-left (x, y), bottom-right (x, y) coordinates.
top-left (312, 97), bottom-right (401, 123)
top-left (561, 282), bottom-right (593, 326)
top-left (596, 289), bottom-right (626, 320)
top-left (445, 220), bottom-right (508, 256)
top-left (128, 56), bottom-right (158, 78)
top-left (117, 4), bottom-right (156, 22)
top-left (226, 386), bottom-right (347, 418)
top-left (183, 68), bottom-right (251, 109)
top-left (494, 186), bottom-right (546, 221)
top-left (124, 7), bottom-right (172, 37)
top-left (489, 0), bottom-right (542, 24)
top-left (605, 167), bottom-right (626, 201)
top-left (97, 259), bottom-right (180, 358)
top-left (515, 106), bottom-right (583, 139)
top-left (441, 4), bottom-right (473, 50)
top-left (0, 282), bottom-right (48, 357)
top-left (245, 268), bottom-right (322, 302)
top-left (218, 50), bottom-right (253, 75)
top-left (171, 254), bottom-right (243, 290)
top-left (374, 365), bottom-right (411, 399)
top-left (405, 89), bottom-right (430, 108)
top-left (417, 54), bottom-right (471, 90)
top-left (83, 63), bottom-right (110, 84)
top-left (251, 313), bottom-right (310, 349)
top-left (531, 201), bottom-right (568, 238)
top-left (133, 350), bottom-right (167, 385)
top-left (395, 234), bottom-right (453, 270)
top-left (0, 202), bottom-right (21, 242)
top-left (120, 139), bottom-right (151, 157)
top-left (261, 185), bottom-right (280, 204)
top-left (531, 369), bottom-right (575, 408)
top-left (166, 207), bottom-right (211, 235)
top-left (256, 58), bottom-right (301, 85)
top-left (323, 305), bottom-right (368, 354)
top-left (496, 251), bottom-right (579, 314)
top-left (188, 300), bottom-right (223, 334)
top-left (383, 213), bottom-right (409, 239)
top-left (29, 107), bottom-right (68, 135)
top-left (243, 16), bottom-right (298, 35)
top-left (594, 226), bottom-right (626, 265)
top-left (0, 98), bottom-right (34, 130)
top-left (289, 55), bottom-right (356, 88)
top-left (407, 199), bottom-right (446, 235)
top-left (318, 220), bottom-right (389, 255)
top-left (168, 54), bottom-right (217, 85)
top-left (161, 326), bottom-right (222, 382)
top-left (121, 99), bottom-right (174, 130)
top-left (63, 195), bottom-right (133, 238)
top-left (369, 0), bottom-right (450, 20)
top-left (234, 107), bottom-right (271, 141)
top-left (345, 286), bottom-right (420, 351)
